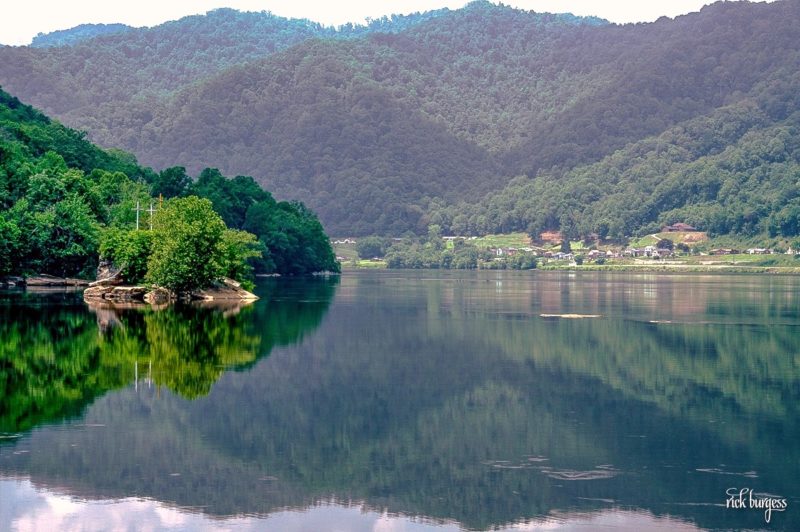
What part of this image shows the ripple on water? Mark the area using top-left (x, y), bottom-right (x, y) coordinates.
top-left (482, 459), bottom-right (619, 480)
top-left (542, 465), bottom-right (619, 481)
top-left (695, 467), bottom-right (758, 478)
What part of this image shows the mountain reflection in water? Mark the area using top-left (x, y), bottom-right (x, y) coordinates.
top-left (1, 271), bottom-right (798, 531)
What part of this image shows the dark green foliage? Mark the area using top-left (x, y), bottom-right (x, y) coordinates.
top-left (0, 88), bottom-right (337, 279)
top-left (189, 169), bottom-right (271, 229)
top-left (356, 236), bottom-right (388, 259)
top-left (244, 200), bottom-right (340, 275)
top-left (150, 166), bottom-right (191, 199)
top-left (0, 212), bottom-right (20, 276)
top-left (0, 7), bottom-right (452, 144)
top-left (432, 96), bottom-right (800, 240)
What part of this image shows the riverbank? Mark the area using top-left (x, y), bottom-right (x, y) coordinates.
top-left (83, 277), bottom-right (259, 306)
top-left (341, 260), bottom-right (800, 274)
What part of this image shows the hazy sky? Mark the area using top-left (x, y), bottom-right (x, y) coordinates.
top-left (0, 1), bottom-right (773, 46)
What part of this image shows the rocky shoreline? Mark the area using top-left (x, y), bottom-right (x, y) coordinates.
top-left (0, 274), bottom-right (91, 288)
top-left (0, 271), bottom-right (258, 305)
top-left (83, 277), bottom-right (259, 305)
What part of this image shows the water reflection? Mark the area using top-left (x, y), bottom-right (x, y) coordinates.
top-left (0, 277), bottom-right (338, 432)
top-left (1, 272), bottom-right (798, 530)
top-left (0, 479), bottom-right (700, 532)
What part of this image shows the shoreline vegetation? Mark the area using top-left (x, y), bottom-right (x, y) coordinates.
top-left (334, 230), bottom-right (800, 274)
top-left (0, 89), bottom-right (339, 298)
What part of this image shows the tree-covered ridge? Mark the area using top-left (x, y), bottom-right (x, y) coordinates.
top-left (0, 4), bottom-right (501, 134)
top-left (428, 76), bottom-right (800, 240)
top-left (0, 87), bottom-right (338, 278)
top-left (30, 23), bottom-right (133, 48)
top-left (2, 1), bottom-right (799, 236)
top-left (0, 2), bottom-right (610, 235)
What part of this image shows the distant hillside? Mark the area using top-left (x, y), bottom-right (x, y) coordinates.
top-left (30, 23), bottom-right (132, 48)
top-left (0, 7), bottom-right (451, 123)
top-left (2, 1), bottom-right (800, 237)
top-left (430, 86), bottom-right (800, 241)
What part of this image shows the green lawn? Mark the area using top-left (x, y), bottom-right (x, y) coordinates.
top-left (333, 242), bottom-right (358, 261)
top-left (629, 234), bottom-right (661, 248)
top-left (470, 233), bottom-right (531, 248)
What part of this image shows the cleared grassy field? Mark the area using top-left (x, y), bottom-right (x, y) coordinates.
top-left (333, 242), bottom-right (358, 261)
top-left (470, 233), bottom-right (531, 248)
top-left (684, 253), bottom-right (800, 266)
top-left (630, 232), bottom-right (708, 248)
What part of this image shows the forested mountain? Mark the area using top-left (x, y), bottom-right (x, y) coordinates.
top-left (0, 88), bottom-right (337, 278)
top-left (30, 23), bottom-right (133, 48)
top-left (0, 8), bottom-right (449, 132)
top-left (2, 1), bottom-right (799, 237)
top-left (430, 80), bottom-right (800, 240)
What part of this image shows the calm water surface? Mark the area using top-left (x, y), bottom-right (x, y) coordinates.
top-left (1, 271), bottom-right (799, 531)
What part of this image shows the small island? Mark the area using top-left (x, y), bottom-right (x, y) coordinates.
top-left (83, 196), bottom-right (261, 306)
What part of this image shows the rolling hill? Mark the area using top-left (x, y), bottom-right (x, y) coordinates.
top-left (2, 0), bottom-right (799, 237)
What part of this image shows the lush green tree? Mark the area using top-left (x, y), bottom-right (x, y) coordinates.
top-left (150, 166), bottom-right (191, 199)
top-left (219, 229), bottom-right (263, 289)
top-left (99, 228), bottom-right (154, 284)
top-left (0, 213), bottom-right (21, 276)
top-left (146, 196), bottom-right (227, 292)
top-left (356, 236), bottom-right (387, 259)
top-left (23, 194), bottom-right (101, 278)
top-left (244, 200), bottom-right (339, 275)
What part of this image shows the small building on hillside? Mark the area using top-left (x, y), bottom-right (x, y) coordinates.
top-left (710, 248), bottom-right (740, 255)
top-left (662, 223), bottom-right (698, 232)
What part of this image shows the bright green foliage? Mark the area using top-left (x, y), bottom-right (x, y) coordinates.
top-left (146, 196), bottom-right (228, 292)
top-left (0, 88), bottom-right (336, 280)
top-left (99, 228), bottom-right (153, 284)
top-left (0, 213), bottom-right (21, 276)
top-left (219, 229), bottom-right (263, 290)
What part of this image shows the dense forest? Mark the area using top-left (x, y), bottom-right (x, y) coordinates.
top-left (30, 23), bottom-right (133, 48)
top-left (0, 88), bottom-right (337, 280)
top-left (1, 1), bottom-right (800, 238)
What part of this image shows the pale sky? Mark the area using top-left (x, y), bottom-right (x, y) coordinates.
top-left (0, 0), bottom-right (775, 46)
